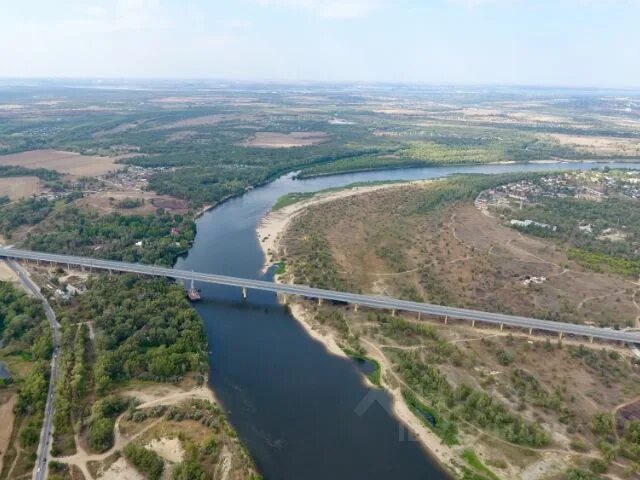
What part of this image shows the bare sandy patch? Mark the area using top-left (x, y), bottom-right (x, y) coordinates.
top-left (100, 456), bottom-right (145, 480)
top-left (146, 437), bottom-right (184, 463)
top-left (119, 381), bottom-right (216, 408)
top-left (548, 133), bottom-right (640, 157)
top-left (240, 131), bottom-right (329, 148)
top-left (0, 393), bottom-right (17, 473)
top-left (0, 150), bottom-right (123, 176)
top-left (0, 176), bottom-right (41, 200)
top-left (78, 191), bottom-right (189, 215)
top-left (0, 261), bottom-right (20, 282)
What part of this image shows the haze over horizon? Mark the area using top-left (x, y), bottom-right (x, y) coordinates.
top-left (2, 0), bottom-right (639, 88)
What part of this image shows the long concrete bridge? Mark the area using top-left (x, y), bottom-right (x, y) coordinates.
top-left (1, 247), bottom-right (638, 344)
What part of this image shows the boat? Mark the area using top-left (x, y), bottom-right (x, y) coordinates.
top-left (186, 278), bottom-right (201, 302)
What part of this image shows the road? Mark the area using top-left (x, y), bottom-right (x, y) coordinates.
top-left (1, 247), bottom-right (639, 344)
top-left (5, 259), bottom-right (60, 480)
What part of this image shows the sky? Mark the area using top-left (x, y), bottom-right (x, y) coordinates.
top-left (1, 0), bottom-right (639, 87)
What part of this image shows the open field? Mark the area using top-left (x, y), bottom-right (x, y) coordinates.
top-left (0, 150), bottom-right (121, 177)
top-left (239, 131), bottom-right (330, 148)
top-left (0, 176), bottom-right (42, 200)
top-left (548, 134), bottom-right (640, 157)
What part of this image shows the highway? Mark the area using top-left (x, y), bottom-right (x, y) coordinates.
top-left (1, 247), bottom-right (639, 344)
top-left (5, 259), bottom-right (60, 480)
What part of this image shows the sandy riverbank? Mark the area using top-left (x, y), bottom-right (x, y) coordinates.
top-left (256, 180), bottom-right (460, 475)
top-left (257, 181), bottom-right (428, 272)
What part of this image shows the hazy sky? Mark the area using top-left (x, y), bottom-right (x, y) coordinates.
top-left (2, 0), bottom-right (639, 87)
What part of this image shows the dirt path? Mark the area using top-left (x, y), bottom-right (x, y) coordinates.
top-left (360, 336), bottom-right (630, 472)
top-left (55, 385), bottom-right (214, 478)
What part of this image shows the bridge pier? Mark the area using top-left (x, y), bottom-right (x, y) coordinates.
top-left (529, 327), bottom-right (533, 336)
top-left (353, 304), bottom-right (359, 312)
top-left (242, 287), bottom-right (247, 300)
top-left (471, 319), bottom-right (475, 328)
top-left (391, 309), bottom-right (396, 317)
top-left (318, 298), bottom-right (323, 306)
top-left (589, 336), bottom-right (593, 344)
top-left (417, 312), bottom-right (421, 321)
top-left (444, 315), bottom-right (448, 325)
top-left (558, 331), bottom-right (563, 344)
top-left (500, 323), bottom-right (504, 331)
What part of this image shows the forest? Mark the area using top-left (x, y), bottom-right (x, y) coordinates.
top-left (507, 196), bottom-right (640, 277)
top-left (0, 281), bottom-right (51, 478)
top-left (25, 207), bottom-right (195, 266)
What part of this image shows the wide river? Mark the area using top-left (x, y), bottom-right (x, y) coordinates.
top-left (174, 161), bottom-right (640, 480)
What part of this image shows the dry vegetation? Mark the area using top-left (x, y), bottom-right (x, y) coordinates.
top-left (0, 177), bottom-right (42, 200)
top-left (276, 179), bottom-right (640, 479)
top-left (548, 134), bottom-right (640, 157)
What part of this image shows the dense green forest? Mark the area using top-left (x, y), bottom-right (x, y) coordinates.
top-left (25, 207), bottom-right (195, 266)
top-left (50, 274), bottom-right (208, 455)
top-left (0, 165), bottom-right (60, 181)
top-left (70, 275), bottom-right (207, 393)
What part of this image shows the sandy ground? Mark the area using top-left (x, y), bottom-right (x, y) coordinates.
top-left (240, 131), bottom-right (329, 148)
top-left (0, 393), bottom-right (17, 473)
top-left (146, 437), bottom-right (184, 463)
top-left (0, 176), bottom-right (41, 200)
top-left (0, 261), bottom-right (20, 282)
top-left (256, 180), bottom-right (459, 474)
top-left (0, 150), bottom-right (123, 176)
top-left (100, 457), bottom-right (145, 480)
top-left (56, 381), bottom-right (217, 480)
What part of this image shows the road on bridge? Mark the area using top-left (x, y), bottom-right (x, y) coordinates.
top-left (1, 247), bottom-right (639, 345)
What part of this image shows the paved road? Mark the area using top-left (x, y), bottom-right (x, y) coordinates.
top-left (1, 247), bottom-right (639, 344)
top-left (6, 259), bottom-right (60, 480)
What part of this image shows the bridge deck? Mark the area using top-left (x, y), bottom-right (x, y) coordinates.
top-left (1, 247), bottom-right (638, 344)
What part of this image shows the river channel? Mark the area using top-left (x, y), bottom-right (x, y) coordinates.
top-left (174, 161), bottom-right (640, 480)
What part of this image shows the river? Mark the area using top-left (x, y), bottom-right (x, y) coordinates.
top-left (174, 161), bottom-right (640, 480)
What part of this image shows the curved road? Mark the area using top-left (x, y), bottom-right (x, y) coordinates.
top-left (1, 247), bottom-right (639, 344)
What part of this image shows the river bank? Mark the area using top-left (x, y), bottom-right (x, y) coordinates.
top-left (256, 180), bottom-right (461, 476)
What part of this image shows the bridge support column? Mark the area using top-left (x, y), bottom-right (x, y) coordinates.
top-left (417, 312), bottom-right (421, 321)
top-left (589, 336), bottom-right (593, 344)
top-left (444, 315), bottom-right (448, 325)
top-left (529, 328), bottom-right (533, 336)
top-left (500, 323), bottom-right (504, 331)
top-left (281, 294), bottom-right (288, 305)
top-left (391, 309), bottom-right (396, 317)
top-left (471, 319), bottom-right (475, 328)
top-left (242, 287), bottom-right (247, 300)
top-left (317, 298), bottom-right (323, 306)
top-left (354, 304), bottom-right (359, 312)
top-left (558, 332), bottom-right (563, 344)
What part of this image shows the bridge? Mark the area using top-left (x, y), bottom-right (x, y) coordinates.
top-left (1, 247), bottom-right (638, 344)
